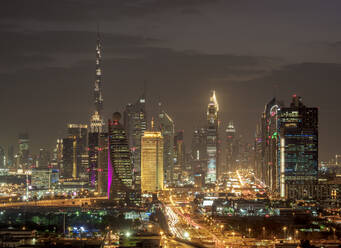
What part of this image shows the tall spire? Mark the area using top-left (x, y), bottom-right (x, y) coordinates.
top-left (94, 28), bottom-right (103, 115)
top-left (90, 27), bottom-right (104, 133)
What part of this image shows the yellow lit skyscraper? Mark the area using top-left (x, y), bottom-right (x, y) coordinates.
top-left (141, 131), bottom-right (164, 193)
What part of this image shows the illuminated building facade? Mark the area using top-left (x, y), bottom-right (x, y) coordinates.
top-left (108, 112), bottom-right (136, 206)
top-left (206, 90), bottom-right (219, 184)
top-left (61, 124), bottom-right (88, 179)
top-left (62, 137), bottom-right (76, 178)
top-left (123, 93), bottom-right (147, 190)
top-left (279, 95), bottom-right (318, 199)
top-left (157, 107), bottom-right (174, 184)
top-left (141, 131), bottom-right (164, 192)
top-left (67, 124), bottom-right (88, 177)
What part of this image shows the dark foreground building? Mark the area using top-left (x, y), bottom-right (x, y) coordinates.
top-left (108, 112), bottom-right (140, 207)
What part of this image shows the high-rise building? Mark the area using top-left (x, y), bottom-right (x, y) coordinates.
top-left (93, 30), bottom-right (104, 121)
top-left (141, 130), bottom-right (164, 193)
top-left (61, 124), bottom-right (88, 179)
top-left (174, 131), bottom-right (185, 168)
top-left (108, 112), bottom-right (135, 206)
top-left (7, 145), bottom-right (14, 168)
top-left (67, 124), bottom-right (88, 178)
top-left (124, 93), bottom-right (147, 189)
top-left (279, 95), bottom-right (318, 199)
top-left (157, 106), bottom-right (174, 184)
top-left (254, 123), bottom-right (263, 180)
top-left (0, 146), bottom-right (5, 169)
top-left (38, 148), bottom-right (50, 169)
top-left (62, 136), bottom-right (77, 178)
top-left (225, 121), bottom-right (237, 173)
top-left (88, 31), bottom-right (105, 188)
top-left (97, 133), bottom-right (108, 196)
top-left (260, 98), bottom-right (282, 193)
top-left (191, 128), bottom-right (207, 186)
top-left (173, 131), bottom-right (186, 183)
top-left (68, 124), bottom-right (88, 152)
top-left (18, 133), bottom-right (29, 169)
top-left (206, 90), bottom-right (219, 184)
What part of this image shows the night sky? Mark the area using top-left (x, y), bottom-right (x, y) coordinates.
top-left (1, 0), bottom-right (341, 160)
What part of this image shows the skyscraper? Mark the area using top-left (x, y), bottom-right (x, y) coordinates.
top-left (191, 128), bottom-right (207, 187)
top-left (124, 93), bottom-right (147, 189)
top-left (38, 148), bottom-right (50, 169)
top-left (206, 90), bottom-right (219, 184)
top-left (97, 133), bottom-right (108, 195)
top-left (174, 131), bottom-right (185, 169)
top-left (93, 30), bottom-right (104, 121)
top-left (0, 146), bottom-right (5, 169)
top-left (62, 137), bottom-right (77, 178)
top-left (7, 145), bottom-right (14, 168)
top-left (108, 112), bottom-right (135, 206)
top-left (88, 31), bottom-right (105, 188)
top-left (51, 139), bottom-right (63, 171)
top-left (141, 130), bottom-right (164, 193)
top-left (279, 95), bottom-right (318, 199)
top-left (157, 106), bottom-right (174, 184)
top-left (261, 98), bottom-right (282, 193)
top-left (225, 121), bottom-right (237, 173)
top-left (18, 133), bottom-right (29, 169)
top-left (68, 124), bottom-right (88, 177)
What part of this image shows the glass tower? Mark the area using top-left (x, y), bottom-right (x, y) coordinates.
top-left (279, 95), bottom-right (318, 199)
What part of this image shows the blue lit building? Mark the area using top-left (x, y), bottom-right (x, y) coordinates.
top-left (278, 95), bottom-right (318, 199)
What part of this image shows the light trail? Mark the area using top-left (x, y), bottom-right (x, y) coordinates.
top-left (236, 170), bottom-right (244, 186)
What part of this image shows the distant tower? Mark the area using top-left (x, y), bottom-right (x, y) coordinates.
top-left (206, 90), bottom-right (219, 184)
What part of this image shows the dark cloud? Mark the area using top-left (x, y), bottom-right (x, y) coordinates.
top-left (0, 0), bottom-right (216, 23)
top-left (1, 0), bottom-right (341, 163)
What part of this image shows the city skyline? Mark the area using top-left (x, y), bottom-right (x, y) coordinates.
top-left (1, 2), bottom-right (341, 247)
top-left (1, 1), bottom-right (341, 160)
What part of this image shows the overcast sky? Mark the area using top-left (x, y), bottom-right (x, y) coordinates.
top-left (1, 0), bottom-right (341, 160)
